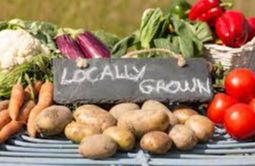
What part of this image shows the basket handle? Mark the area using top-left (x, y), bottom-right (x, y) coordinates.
top-left (121, 48), bottom-right (186, 67)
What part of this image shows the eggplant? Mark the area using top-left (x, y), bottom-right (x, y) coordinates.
top-left (76, 31), bottom-right (111, 58)
top-left (55, 34), bottom-right (85, 60)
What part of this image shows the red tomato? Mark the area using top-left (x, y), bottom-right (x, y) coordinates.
top-left (224, 68), bottom-right (255, 103)
top-left (249, 98), bottom-right (255, 111)
top-left (224, 104), bottom-right (255, 140)
top-left (207, 93), bottom-right (237, 124)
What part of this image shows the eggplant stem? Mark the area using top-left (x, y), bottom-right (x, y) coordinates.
top-left (122, 48), bottom-right (186, 67)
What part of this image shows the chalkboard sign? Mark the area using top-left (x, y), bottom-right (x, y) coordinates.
top-left (53, 58), bottom-right (213, 104)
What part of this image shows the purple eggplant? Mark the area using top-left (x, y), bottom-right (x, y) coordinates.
top-left (76, 31), bottom-right (111, 58)
top-left (55, 34), bottom-right (85, 60)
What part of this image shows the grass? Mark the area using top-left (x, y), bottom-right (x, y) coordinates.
top-left (0, 0), bottom-right (254, 36)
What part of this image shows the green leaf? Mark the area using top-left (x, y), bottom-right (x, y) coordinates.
top-left (171, 16), bottom-right (204, 57)
top-left (111, 32), bottom-right (140, 58)
top-left (154, 36), bottom-right (180, 54)
top-left (93, 30), bottom-right (120, 50)
top-left (139, 8), bottom-right (164, 48)
top-left (191, 22), bottom-right (213, 43)
top-left (178, 36), bottom-right (193, 58)
top-left (25, 21), bottom-right (58, 50)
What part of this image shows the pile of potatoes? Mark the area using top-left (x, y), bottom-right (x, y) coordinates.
top-left (62, 100), bottom-right (215, 159)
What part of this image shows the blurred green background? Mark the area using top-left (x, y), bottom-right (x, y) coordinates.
top-left (0, 0), bottom-right (254, 36)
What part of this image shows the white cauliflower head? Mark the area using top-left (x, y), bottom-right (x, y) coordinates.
top-left (0, 29), bottom-right (50, 72)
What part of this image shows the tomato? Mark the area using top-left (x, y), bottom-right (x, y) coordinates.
top-left (224, 104), bottom-right (255, 140)
top-left (249, 98), bottom-right (255, 111)
top-left (224, 68), bottom-right (255, 102)
top-left (207, 93), bottom-right (237, 124)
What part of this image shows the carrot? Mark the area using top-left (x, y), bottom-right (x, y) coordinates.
top-left (0, 110), bottom-right (11, 130)
top-left (27, 81), bottom-right (53, 137)
top-left (0, 100), bottom-right (9, 112)
top-left (8, 82), bottom-right (25, 120)
top-left (24, 81), bottom-right (43, 101)
top-left (18, 100), bottom-right (36, 123)
top-left (0, 121), bottom-right (23, 143)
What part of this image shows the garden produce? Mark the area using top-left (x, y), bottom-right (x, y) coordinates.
top-left (224, 104), bottom-right (255, 140)
top-left (74, 104), bottom-right (117, 132)
top-left (24, 80), bottom-right (43, 101)
top-left (185, 115), bottom-right (214, 142)
top-left (55, 34), bottom-right (85, 60)
top-left (0, 121), bottom-right (24, 143)
top-left (35, 105), bottom-right (72, 136)
top-left (207, 93), bottom-right (237, 124)
top-left (27, 81), bottom-right (53, 137)
top-left (169, 124), bottom-right (198, 150)
top-left (79, 134), bottom-right (117, 159)
top-left (103, 126), bottom-right (136, 151)
top-left (189, 0), bottom-right (224, 27)
top-left (17, 100), bottom-right (36, 122)
top-left (8, 81), bottom-right (25, 120)
top-left (117, 109), bottom-right (169, 138)
top-left (0, 29), bottom-right (50, 72)
top-left (0, 110), bottom-right (11, 130)
top-left (109, 103), bottom-right (139, 120)
top-left (76, 31), bottom-right (111, 58)
top-left (169, 0), bottom-right (191, 18)
top-left (140, 131), bottom-right (172, 154)
top-left (224, 68), bottom-right (255, 102)
top-left (173, 107), bottom-right (198, 124)
top-left (0, 100), bottom-right (9, 111)
top-left (215, 11), bottom-right (250, 48)
top-left (112, 8), bottom-right (212, 58)
top-left (142, 100), bottom-right (179, 127)
top-left (64, 122), bottom-right (100, 143)
top-left (248, 17), bottom-right (255, 41)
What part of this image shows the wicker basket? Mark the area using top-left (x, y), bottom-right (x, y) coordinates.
top-left (203, 37), bottom-right (255, 70)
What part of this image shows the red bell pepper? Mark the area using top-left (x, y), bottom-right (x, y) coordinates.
top-left (215, 11), bottom-right (250, 48)
top-left (248, 17), bottom-right (255, 41)
top-left (188, 0), bottom-right (224, 27)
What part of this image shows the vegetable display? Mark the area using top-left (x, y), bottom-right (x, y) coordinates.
top-left (208, 68), bottom-right (255, 140)
top-left (0, 0), bottom-right (255, 162)
top-left (188, 0), bottom-right (224, 27)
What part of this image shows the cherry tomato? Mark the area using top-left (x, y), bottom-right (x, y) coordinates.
top-left (207, 93), bottom-right (237, 124)
top-left (224, 68), bottom-right (255, 103)
top-left (224, 104), bottom-right (255, 140)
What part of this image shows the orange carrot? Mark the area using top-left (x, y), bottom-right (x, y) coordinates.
top-left (8, 83), bottom-right (25, 120)
top-left (0, 121), bottom-right (24, 143)
top-left (18, 100), bottom-right (36, 123)
top-left (0, 110), bottom-right (11, 130)
top-left (0, 100), bottom-right (9, 112)
top-left (24, 81), bottom-right (43, 101)
top-left (27, 81), bottom-right (53, 137)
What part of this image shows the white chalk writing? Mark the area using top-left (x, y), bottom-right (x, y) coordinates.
top-left (139, 78), bottom-right (211, 95)
top-left (61, 65), bottom-right (147, 85)
top-left (60, 64), bottom-right (211, 95)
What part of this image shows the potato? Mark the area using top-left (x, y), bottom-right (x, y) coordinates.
top-left (173, 107), bottom-right (198, 124)
top-left (118, 109), bottom-right (169, 138)
top-left (185, 115), bottom-right (215, 142)
top-left (142, 100), bottom-right (179, 127)
top-left (140, 131), bottom-right (172, 154)
top-left (103, 126), bottom-right (135, 151)
top-left (74, 104), bottom-right (117, 132)
top-left (36, 105), bottom-right (73, 136)
top-left (79, 134), bottom-right (117, 159)
top-left (169, 124), bottom-right (198, 150)
top-left (65, 121), bottom-right (100, 143)
top-left (109, 103), bottom-right (139, 120)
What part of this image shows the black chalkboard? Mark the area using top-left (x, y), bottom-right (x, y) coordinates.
top-left (53, 58), bottom-right (213, 104)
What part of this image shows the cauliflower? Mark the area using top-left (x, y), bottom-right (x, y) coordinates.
top-left (0, 29), bottom-right (50, 72)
